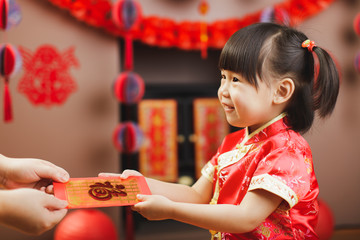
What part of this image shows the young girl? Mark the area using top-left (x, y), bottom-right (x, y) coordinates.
top-left (100, 22), bottom-right (339, 239)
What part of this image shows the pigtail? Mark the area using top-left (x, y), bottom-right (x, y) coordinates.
top-left (312, 47), bottom-right (340, 118)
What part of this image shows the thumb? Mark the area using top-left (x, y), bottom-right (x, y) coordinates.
top-left (35, 164), bottom-right (70, 183)
top-left (136, 194), bottom-right (151, 202)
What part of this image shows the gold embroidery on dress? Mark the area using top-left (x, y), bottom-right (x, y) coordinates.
top-left (255, 223), bottom-right (271, 238)
top-left (304, 157), bottom-right (313, 174)
top-left (201, 162), bottom-right (215, 182)
top-left (249, 174), bottom-right (298, 208)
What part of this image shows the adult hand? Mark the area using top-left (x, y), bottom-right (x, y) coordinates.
top-left (0, 155), bottom-right (69, 190)
top-left (0, 188), bottom-right (68, 235)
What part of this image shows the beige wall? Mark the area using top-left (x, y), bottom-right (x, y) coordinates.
top-left (0, 0), bottom-right (359, 239)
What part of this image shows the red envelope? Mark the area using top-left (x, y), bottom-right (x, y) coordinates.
top-left (53, 176), bottom-right (151, 209)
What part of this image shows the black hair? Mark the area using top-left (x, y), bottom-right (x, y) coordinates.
top-left (218, 22), bottom-right (339, 133)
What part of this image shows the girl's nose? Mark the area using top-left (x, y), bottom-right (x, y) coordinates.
top-left (218, 83), bottom-right (230, 98)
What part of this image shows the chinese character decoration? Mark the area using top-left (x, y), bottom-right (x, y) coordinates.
top-left (17, 45), bottom-right (79, 107)
top-left (88, 181), bottom-right (127, 201)
top-left (0, 0), bottom-right (22, 122)
top-left (199, 0), bottom-right (209, 59)
top-left (193, 98), bottom-right (229, 179)
top-left (138, 99), bottom-right (178, 182)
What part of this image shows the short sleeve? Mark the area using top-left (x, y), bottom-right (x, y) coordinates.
top-left (248, 147), bottom-right (312, 209)
top-left (201, 161), bottom-right (215, 183)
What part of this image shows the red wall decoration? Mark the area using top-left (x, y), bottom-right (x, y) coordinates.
top-left (17, 45), bottom-right (79, 107)
top-left (47, 0), bottom-right (336, 51)
top-left (138, 99), bottom-right (178, 182)
top-left (193, 98), bottom-right (229, 179)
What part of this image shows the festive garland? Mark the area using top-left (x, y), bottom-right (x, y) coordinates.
top-left (47, 0), bottom-right (336, 50)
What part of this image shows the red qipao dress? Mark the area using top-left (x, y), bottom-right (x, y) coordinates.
top-left (201, 113), bottom-right (319, 240)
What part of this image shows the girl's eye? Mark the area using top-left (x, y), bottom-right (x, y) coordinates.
top-left (221, 74), bottom-right (226, 80)
top-left (232, 77), bottom-right (239, 82)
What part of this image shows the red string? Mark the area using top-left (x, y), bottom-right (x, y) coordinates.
top-left (124, 34), bottom-right (133, 71)
top-left (3, 78), bottom-right (12, 122)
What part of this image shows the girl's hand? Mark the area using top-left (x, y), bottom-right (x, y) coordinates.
top-left (0, 188), bottom-right (68, 235)
top-left (98, 169), bottom-right (143, 179)
top-left (0, 156), bottom-right (69, 190)
top-left (132, 194), bottom-right (174, 221)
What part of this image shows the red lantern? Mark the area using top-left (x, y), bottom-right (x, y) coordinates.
top-left (0, 0), bottom-right (21, 31)
top-left (113, 71), bottom-right (144, 104)
top-left (54, 209), bottom-right (118, 240)
top-left (260, 6), bottom-right (290, 25)
top-left (112, 0), bottom-right (142, 71)
top-left (0, 43), bottom-right (21, 122)
top-left (113, 121), bottom-right (143, 153)
top-left (354, 13), bottom-right (360, 36)
top-left (315, 198), bottom-right (335, 240)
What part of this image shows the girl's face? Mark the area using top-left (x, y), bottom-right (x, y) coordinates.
top-left (218, 70), bottom-right (277, 132)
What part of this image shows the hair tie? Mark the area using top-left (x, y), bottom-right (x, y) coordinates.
top-left (302, 39), bottom-right (316, 52)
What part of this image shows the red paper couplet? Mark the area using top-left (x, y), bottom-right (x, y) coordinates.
top-left (54, 176), bottom-right (151, 209)
top-left (138, 99), bottom-right (178, 182)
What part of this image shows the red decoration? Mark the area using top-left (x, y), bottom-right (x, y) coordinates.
top-left (0, 0), bottom-right (21, 31)
top-left (113, 71), bottom-right (144, 104)
top-left (88, 181), bottom-right (127, 201)
top-left (193, 98), bottom-right (229, 178)
top-left (54, 209), bottom-right (118, 240)
top-left (314, 198), bottom-right (335, 240)
top-left (54, 176), bottom-right (151, 208)
top-left (47, 0), bottom-right (336, 51)
top-left (0, 44), bottom-right (21, 122)
top-left (199, 0), bottom-right (209, 59)
top-left (138, 99), bottom-right (178, 182)
top-left (112, 0), bottom-right (142, 70)
top-left (17, 45), bottom-right (79, 107)
top-left (0, 0), bottom-right (9, 30)
top-left (354, 13), bottom-right (360, 36)
top-left (260, 6), bottom-right (290, 25)
top-left (112, 121), bottom-right (144, 153)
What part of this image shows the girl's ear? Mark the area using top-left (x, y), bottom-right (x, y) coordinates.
top-left (273, 78), bottom-right (295, 105)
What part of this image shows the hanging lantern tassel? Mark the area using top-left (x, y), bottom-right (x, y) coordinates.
top-left (0, 44), bottom-right (22, 122)
top-left (3, 77), bottom-right (12, 121)
top-left (199, 0), bottom-right (209, 59)
top-left (124, 34), bottom-right (133, 71)
top-left (112, 0), bottom-right (142, 71)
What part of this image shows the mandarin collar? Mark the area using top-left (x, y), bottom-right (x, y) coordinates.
top-left (239, 113), bottom-right (288, 147)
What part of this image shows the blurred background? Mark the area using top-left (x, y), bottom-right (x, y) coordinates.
top-left (0, 0), bottom-right (359, 239)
